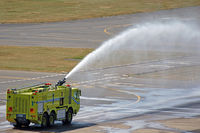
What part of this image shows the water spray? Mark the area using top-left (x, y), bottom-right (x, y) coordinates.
top-left (65, 21), bottom-right (200, 80)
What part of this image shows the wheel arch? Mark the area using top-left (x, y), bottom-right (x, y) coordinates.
top-left (50, 110), bottom-right (56, 119)
top-left (43, 111), bottom-right (49, 116)
top-left (50, 110), bottom-right (56, 115)
top-left (68, 107), bottom-right (73, 113)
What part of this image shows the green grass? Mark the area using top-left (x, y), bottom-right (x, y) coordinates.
top-left (0, 0), bottom-right (200, 23)
top-left (0, 46), bottom-right (93, 72)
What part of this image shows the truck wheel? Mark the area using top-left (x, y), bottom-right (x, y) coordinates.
top-left (66, 109), bottom-right (73, 124)
top-left (62, 109), bottom-right (73, 125)
top-left (41, 113), bottom-right (49, 128)
top-left (49, 112), bottom-right (56, 127)
top-left (13, 120), bottom-right (21, 128)
top-left (24, 120), bottom-right (30, 127)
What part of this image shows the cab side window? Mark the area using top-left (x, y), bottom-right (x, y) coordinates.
top-left (74, 91), bottom-right (79, 99)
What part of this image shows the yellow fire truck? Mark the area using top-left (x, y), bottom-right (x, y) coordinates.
top-left (6, 78), bottom-right (81, 128)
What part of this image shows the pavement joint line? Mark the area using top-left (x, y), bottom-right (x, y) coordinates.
top-left (76, 55), bottom-right (191, 73)
top-left (0, 35), bottom-right (102, 42)
top-left (0, 76), bottom-right (27, 80)
top-left (0, 73), bottom-right (65, 84)
top-left (71, 76), bottom-right (119, 86)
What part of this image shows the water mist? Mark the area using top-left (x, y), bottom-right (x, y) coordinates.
top-left (65, 21), bottom-right (200, 79)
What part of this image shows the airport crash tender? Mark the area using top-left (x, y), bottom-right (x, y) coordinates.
top-left (6, 79), bottom-right (81, 128)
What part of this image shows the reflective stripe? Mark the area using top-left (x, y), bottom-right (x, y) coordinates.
top-left (72, 97), bottom-right (80, 105)
top-left (36, 98), bottom-right (60, 104)
top-left (36, 97), bottom-right (80, 104)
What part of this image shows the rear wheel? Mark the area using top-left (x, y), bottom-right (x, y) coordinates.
top-left (62, 108), bottom-right (73, 125)
top-left (13, 120), bottom-right (21, 128)
top-left (24, 120), bottom-right (30, 127)
top-left (49, 112), bottom-right (56, 127)
top-left (41, 113), bottom-right (49, 128)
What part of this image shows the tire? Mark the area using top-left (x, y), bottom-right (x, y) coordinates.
top-left (49, 112), bottom-right (56, 127)
top-left (24, 120), bottom-right (30, 127)
top-left (13, 120), bottom-right (21, 128)
top-left (66, 109), bottom-right (73, 124)
top-left (62, 109), bottom-right (73, 125)
top-left (41, 113), bottom-right (49, 128)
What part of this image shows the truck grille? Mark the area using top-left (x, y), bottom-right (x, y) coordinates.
top-left (14, 96), bottom-right (29, 113)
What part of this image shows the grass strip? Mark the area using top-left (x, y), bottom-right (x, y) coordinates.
top-left (0, 0), bottom-right (200, 23)
top-left (0, 45), bottom-right (93, 73)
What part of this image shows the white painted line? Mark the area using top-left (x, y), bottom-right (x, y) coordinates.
top-left (81, 96), bottom-right (118, 101)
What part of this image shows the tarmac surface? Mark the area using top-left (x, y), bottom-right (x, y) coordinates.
top-left (0, 6), bottom-right (200, 133)
top-left (0, 6), bottom-right (200, 48)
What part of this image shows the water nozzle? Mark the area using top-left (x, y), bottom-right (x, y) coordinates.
top-left (55, 78), bottom-right (66, 87)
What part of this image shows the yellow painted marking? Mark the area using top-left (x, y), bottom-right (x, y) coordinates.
top-left (104, 28), bottom-right (111, 35)
top-left (71, 81), bottom-right (141, 104)
top-left (70, 77), bottom-right (141, 104)
top-left (102, 87), bottom-right (141, 105)
top-left (134, 93), bottom-right (141, 104)
top-left (104, 24), bottom-right (132, 35)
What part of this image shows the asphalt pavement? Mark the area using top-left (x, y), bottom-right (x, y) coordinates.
top-left (0, 6), bottom-right (200, 48)
top-left (0, 6), bottom-right (200, 133)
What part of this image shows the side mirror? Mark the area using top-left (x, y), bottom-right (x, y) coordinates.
top-left (79, 90), bottom-right (81, 96)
